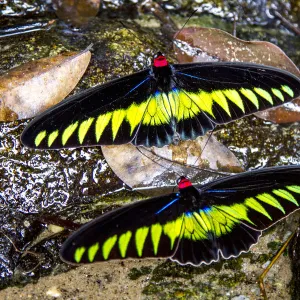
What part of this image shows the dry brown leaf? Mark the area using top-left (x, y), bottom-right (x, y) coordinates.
top-left (175, 27), bottom-right (300, 74)
top-left (53, 0), bottom-right (101, 26)
top-left (254, 99), bottom-right (300, 123)
top-left (175, 27), bottom-right (300, 123)
top-left (102, 135), bottom-right (243, 190)
top-left (0, 49), bottom-right (91, 121)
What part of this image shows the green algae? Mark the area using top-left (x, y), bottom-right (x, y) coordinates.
top-left (128, 266), bottom-right (152, 280)
top-left (216, 272), bottom-right (247, 288)
top-left (148, 260), bottom-right (222, 282)
top-left (252, 253), bottom-right (270, 265)
top-left (215, 118), bottom-right (300, 169)
top-left (143, 280), bottom-right (198, 299)
top-left (267, 241), bottom-right (283, 252)
top-left (223, 257), bottom-right (243, 271)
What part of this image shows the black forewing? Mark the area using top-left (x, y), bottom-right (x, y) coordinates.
top-left (21, 62), bottom-right (300, 149)
top-left (60, 193), bottom-right (185, 264)
top-left (21, 69), bottom-right (156, 149)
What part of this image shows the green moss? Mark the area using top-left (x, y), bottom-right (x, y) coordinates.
top-left (252, 253), bottom-right (270, 265)
top-left (149, 260), bottom-right (220, 282)
top-left (141, 259), bottom-right (228, 297)
top-left (128, 266), bottom-right (152, 280)
top-left (142, 283), bottom-right (161, 295)
top-left (267, 241), bottom-right (282, 251)
top-left (267, 241), bottom-right (289, 257)
top-left (216, 272), bottom-right (247, 288)
top-left (223, 257), bottom-right (243, 271)
top-left (150, 261), bottom-right (192, 281)
top-left (143, 281), bottom-right (196, 299)
top-left (172, 289), bottom-right (195, 299)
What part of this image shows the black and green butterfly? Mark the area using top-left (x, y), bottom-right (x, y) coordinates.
top-left (21, 53), bottom-right (300, 149)
top-left (60, 165), bottom-right (300, 266)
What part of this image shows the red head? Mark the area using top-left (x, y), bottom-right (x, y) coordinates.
top-left (177, 177), bottom-right (192, 190)
top-left (153, 51), bottom-right (168, 67)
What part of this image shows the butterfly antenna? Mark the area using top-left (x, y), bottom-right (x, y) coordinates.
top-left (173, 9), bottom-right (198, 42)
top-left (118, 20), bottom-right (153, 53)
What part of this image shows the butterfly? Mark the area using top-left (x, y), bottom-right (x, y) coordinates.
top-left (21, 52), bottom-right (300, 149)
top-left (60, 165), bottom-right (300, 265)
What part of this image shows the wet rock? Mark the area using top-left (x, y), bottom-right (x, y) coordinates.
top-left (0, 49), bottom-right (91, 121)
top-left (0, 0), bottom-right (51, 18)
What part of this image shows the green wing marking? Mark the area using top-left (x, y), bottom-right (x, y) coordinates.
top-left (173, 64), bottom-right (300, 140)
top-left (22, 63), bottom-right (300, 149)
top-left (60, 166), bottom-right (300, 266)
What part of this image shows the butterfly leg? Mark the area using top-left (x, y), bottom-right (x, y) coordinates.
top-left (258, 231), bottom-right (296, 300)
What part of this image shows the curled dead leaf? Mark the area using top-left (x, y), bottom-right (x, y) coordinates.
top-left (0, 48), bottom-right (91, 122)
top-left (102, 135), bottom-right (243, 191)
top-left (174, 27), bottom-right (300, 123)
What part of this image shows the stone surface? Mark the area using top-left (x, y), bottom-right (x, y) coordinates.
top-left (0, 49), bottom-right (91, 121)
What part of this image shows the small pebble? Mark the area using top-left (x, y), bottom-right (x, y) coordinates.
top-left (46, 286), bottom-right (61, 298)
top-left (262, 261), bottom-right (271, 269)
top-left (231, 296), bottom-right (250, 300)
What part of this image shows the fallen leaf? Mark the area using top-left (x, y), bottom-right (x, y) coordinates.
top-left (102, 135), bottom-right (243, 191)
top-left (254, 99), bottom-right (300, 123)
top-left (0, 48), bottom-right (91, 121)
top-left (174, 27), bottom-right (300, 123)
top-left (174, 27), bottom-right (300, 74)
top-left (53, 0), bottom-right (101, 26)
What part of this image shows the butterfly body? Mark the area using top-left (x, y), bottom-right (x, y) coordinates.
top-left (151, 52), bottom-right (174, 93)
top-left (21, 52), bottom-right (300, 149)
top-left (60, 166), bottom-right (300, 266)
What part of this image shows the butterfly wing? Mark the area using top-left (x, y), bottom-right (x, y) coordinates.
top-left (199, 165), bottom-right (300, 230)
top-left (172, 165), bottom-right (300, 265)
top-left (60, 193), bottom-right (186, 264)
top-left (22, 62), bottom-right (300, 149)
top-left (171, 63), bottom-right (300, 141)
top-left (60, 166), bottom-right (300, 266)
top-left (21, 69), bottom-right (170, 149)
